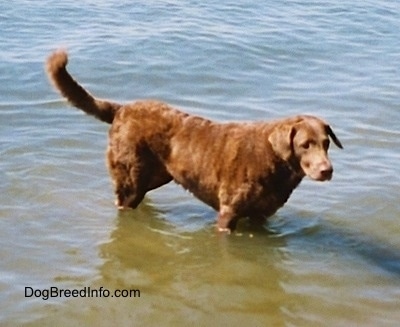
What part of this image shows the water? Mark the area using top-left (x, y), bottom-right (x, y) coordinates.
top-left (1, 0), bottom-right (400, 325)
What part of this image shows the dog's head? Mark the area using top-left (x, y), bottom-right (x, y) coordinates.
top-left (268, 115), bottom-right (343, 181)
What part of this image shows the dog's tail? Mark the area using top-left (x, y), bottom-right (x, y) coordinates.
top-left (46, 50), bottom-right (122, 124)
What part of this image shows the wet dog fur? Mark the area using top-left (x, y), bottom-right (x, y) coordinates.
top-left (46, 50), bottom-right (343, 233)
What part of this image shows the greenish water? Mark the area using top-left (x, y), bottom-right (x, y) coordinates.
top-left (1, 1), bottom-right (400, 326)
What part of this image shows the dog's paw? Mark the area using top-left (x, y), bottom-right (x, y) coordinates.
top-left (115, 199), bottom-right (128, 210)
top-left (217, 227), bottom-right (231, 234)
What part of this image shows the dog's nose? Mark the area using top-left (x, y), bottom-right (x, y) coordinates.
top-left (319, 163), bottom-right (333, 180)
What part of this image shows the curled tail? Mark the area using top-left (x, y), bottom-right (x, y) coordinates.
top-left (46, 50), bottom-right (122, 124)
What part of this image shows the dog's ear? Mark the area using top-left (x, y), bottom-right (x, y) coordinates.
top-left (325, 125), bottom-right (343, 149)
top-left (268, 124), bottom-right (296, 160)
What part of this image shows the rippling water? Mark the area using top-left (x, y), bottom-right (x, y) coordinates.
top-left (1, 1), bottom-right (400, 326)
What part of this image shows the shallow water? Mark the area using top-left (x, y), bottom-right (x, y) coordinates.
top-left (1, 0), bottom-right (400, 326)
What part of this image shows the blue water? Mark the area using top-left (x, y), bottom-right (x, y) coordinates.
top-left (1, 1), bottom-right (400, 326)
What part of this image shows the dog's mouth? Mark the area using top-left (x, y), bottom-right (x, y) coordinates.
top-left (311, 170), bottom-right (333, 181)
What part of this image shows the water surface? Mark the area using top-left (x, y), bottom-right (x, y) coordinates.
top-left (1, 1), bottom-right (400, 326)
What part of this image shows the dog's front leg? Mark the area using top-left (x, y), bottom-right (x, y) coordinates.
top-left (217, 205), bottom-right (238, 234)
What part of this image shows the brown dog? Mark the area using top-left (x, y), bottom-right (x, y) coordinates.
top-left (46, 50), bottom-right (343, 233)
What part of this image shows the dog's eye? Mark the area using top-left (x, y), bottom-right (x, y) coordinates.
top-left (301, 141), bottom-right (310, 149)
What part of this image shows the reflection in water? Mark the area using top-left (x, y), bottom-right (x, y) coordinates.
top-left (97, 200), bottom-right (290, 325)
top-left (94, 200), bottom-right (400, 326)
top-left (17, 202), bottom-right (400, 326)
